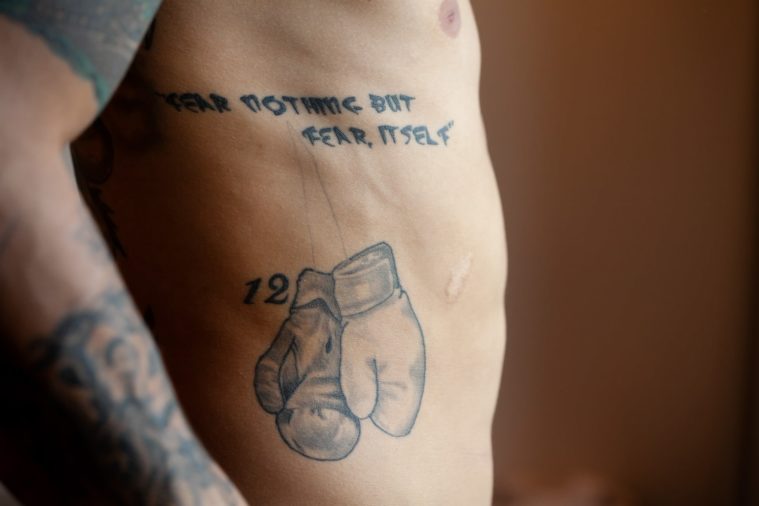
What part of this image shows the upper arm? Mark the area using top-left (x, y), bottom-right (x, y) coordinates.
top-left (0, 1), bottom-right (160, 147)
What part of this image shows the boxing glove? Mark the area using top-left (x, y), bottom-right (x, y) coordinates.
top-left (333, 242), bottom-right (426, 437)
top-left (254, 269), bottom-right (360, 460)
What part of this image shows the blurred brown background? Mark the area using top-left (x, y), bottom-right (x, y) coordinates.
top-left (472, 1), bottom-right (758, 505)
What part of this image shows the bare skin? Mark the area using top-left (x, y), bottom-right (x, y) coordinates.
top-left (2, 0), bottom-right (506, 504)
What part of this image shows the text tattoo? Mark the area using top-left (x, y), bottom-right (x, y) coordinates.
top-left (155, 91), bottom-right (455, 149)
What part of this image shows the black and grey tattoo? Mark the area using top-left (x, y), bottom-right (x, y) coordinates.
top-left (71, 206), bottom-right (114, 265)
top-left (85, 186), bottom-right (127, 258)
top-left (71, 119), bottom-right (127, 258)
top-left (155, 90), bottom-right (456, 149)
top-left (28, 287), bottom-right (241, 505)
top-left (243, 274), bottom-right (290, 306)
top-left (254, 242), bottom-right (426, 461)
top-left (0, 0), bottom-right (162, 107)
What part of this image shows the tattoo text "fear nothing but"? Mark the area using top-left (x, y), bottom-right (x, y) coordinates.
top-left (155, 91), bottom-right (455, 149)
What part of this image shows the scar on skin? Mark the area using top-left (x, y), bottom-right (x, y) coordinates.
top-left (439, 0), bottom-right (461, 38)
top-left (446, 253), bottom-right (473, 303)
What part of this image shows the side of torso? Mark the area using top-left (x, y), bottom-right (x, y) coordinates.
top-left (72, 1), bottom-right (507, 504)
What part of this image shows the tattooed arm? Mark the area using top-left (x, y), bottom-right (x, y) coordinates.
top-left (0, 3), bottom-right (246, 505)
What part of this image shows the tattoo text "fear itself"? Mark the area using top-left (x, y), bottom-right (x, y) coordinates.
top-left (155, 91), bottom-right (455, 149)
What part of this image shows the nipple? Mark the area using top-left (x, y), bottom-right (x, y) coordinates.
top-left (439, 0), bottom-right (461, 38)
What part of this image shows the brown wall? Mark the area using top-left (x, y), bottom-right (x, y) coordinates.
top-left (473, 1), bottom-right (758, 504)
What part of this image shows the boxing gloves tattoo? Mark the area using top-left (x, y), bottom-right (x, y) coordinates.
top-left (254, 270), bottom-right (361, 460)
top-left (254, 242), bottom-right (426, 460)
top-left (334, 242), bottom-right (426, 437)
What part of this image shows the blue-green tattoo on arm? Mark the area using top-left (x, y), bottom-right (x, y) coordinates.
top-left (0, 0), bottom-right (160, 107)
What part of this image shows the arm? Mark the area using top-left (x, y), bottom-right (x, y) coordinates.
top-left (0, 3), bottom-right (245, 505)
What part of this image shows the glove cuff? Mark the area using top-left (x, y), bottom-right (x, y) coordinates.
top-left (292, 269), bottom-right (341, 319)
top-left (333, 242), bottom-right (400, 316)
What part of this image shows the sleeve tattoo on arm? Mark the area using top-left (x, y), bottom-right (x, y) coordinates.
top-left (0, 0), bottom-right (161, 106)
top-left (29, 286), bottom-right (241, 505)
top-left (254, 242), bottom-right (426, 460)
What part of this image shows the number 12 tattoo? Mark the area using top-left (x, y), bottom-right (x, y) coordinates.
top-left (243, 274), bottom-right (289, 305)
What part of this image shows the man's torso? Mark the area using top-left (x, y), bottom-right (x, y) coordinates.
top-left (70, 1), bottom-right (506, 503)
